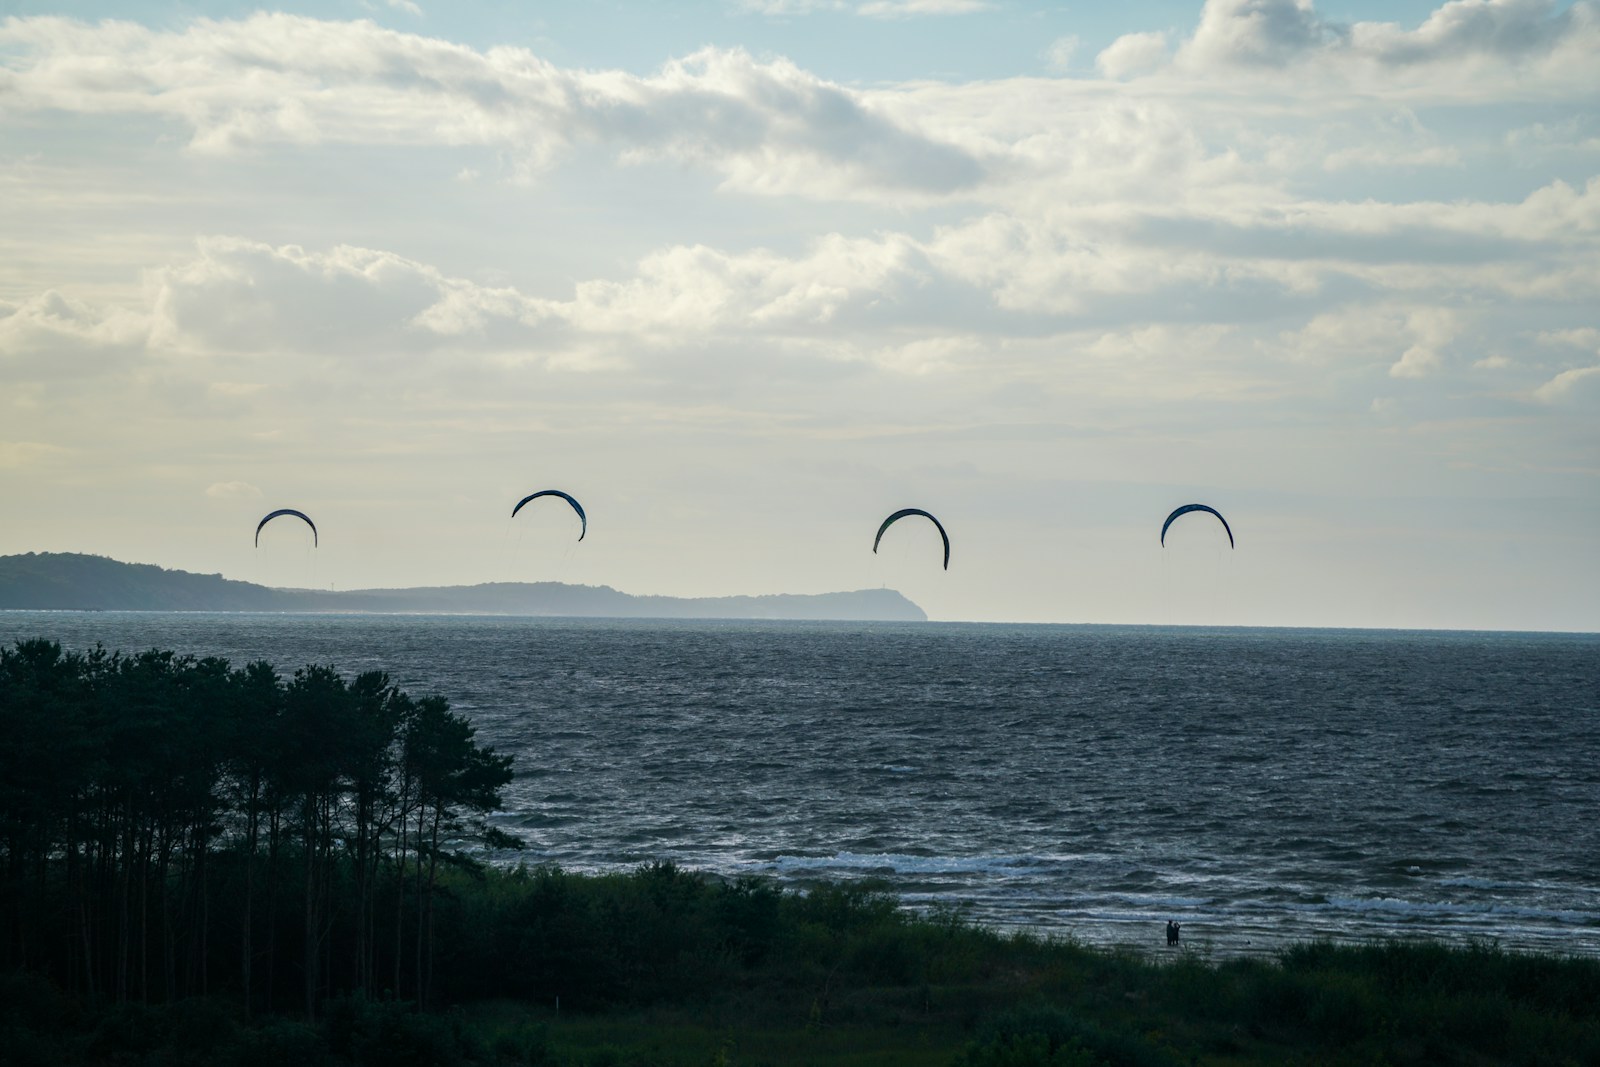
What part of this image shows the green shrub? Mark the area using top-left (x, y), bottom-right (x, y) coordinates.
top-left (324, 995), bottom-right (479, 1067)
top-left (231, 1019), bottom-right (329, 1067)
top-left (0, 970), bottom-right (76, 1032)
top-left (0, 1023), bottom-right (64, 1067)
top-left (88, 1002), bottom-right (167, 1062)
top-left (955, 1031), bottom-right (1103, 1067)
top-left (958, 1005), bottom-right (1187, 1067)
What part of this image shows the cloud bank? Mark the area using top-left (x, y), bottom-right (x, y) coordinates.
top-left (0, 15), bottom-right (982, 198)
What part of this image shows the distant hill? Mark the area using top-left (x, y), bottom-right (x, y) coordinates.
top-left (0, 553), bottom-right (927, 622)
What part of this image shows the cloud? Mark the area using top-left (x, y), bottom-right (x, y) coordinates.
top-left (1, 2), bottom-right (1593, 425)
top-left (148, 238), bottom-right (496, 355)
top-left (0, 290), bottom-right (148, 352)
top-left (1183, 0), bottom-right (1348, 69)
top-left (554, 233), bottom-right (926, 338)
top-left (18, 151), bottom-right (1592, 387)
top-left (1533, 362), bottom-right (1600, 402)
top-left (735, 0), bottom-right (847, 12)
top-left (736, 0), bottom-right (988, 15)
top-left (1045, 35), bottom-right (1080, 72)
top-left (1536, 327), bottom-right (1600, 349)
top-left (1322, 143), bottom-right (1460, 171)
top-left (1096, 32), bottom-right (1170, 78)
top-left (205, 480), bottom-right (263, 499)
top-left (1389, 308), bottom-right (1457, 378)
top-left (0, 16), bottom-right (983, 199)
top-left (1170, 0), bottom-right (1600, 85)
top-left (361, 0), bottom-right (423, 15)
top-left (856, 0), bottom-right (990, 16)
top-left (0, 291), bottom-right (149, 382)
top-left (1505, 118), bottom-right (1600, 156)
top-left (1092, 176), bottom-right (1600, 281)
top-left (601, 49), bottom-right (984, 197)
top-left (0, 441), bottom-right (67, 468)
top-left (1351, 0), bottom-right (1594, 67)
top-left (1279, 306), bottom-right (1413, 364)
top-left (88, 233), bottom-right (934, 368)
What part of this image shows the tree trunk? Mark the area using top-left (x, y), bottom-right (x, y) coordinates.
top-left (241, 788), bottom-right (258, 1019)
top-left (303, 796), bottom-right (318, 1022)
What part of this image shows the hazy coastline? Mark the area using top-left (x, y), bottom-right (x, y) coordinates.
top-left (0, 552), bottom-right (926, 621)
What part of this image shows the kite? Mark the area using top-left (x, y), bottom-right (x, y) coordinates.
top-left (873, 508), bottom-right (950, 570)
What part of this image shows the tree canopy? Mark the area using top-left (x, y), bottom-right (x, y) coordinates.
top-left (0, 638), bottom-right (514, 1019)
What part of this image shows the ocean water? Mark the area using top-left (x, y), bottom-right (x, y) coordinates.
top-left (4, 612), bottom-right (1597, 959)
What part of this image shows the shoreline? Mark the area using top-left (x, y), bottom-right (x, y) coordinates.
top-left (483, 853), bottom-right (1600, 964)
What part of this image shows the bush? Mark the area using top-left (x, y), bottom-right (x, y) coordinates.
top-left (324, 995), bottom-right (479, 1067)
top-left (231, 1019), bottom-right (329, 1067)
top-left (956, 1031), bottom-right (1103, 1067)
top-left (957, 1005), bottom-right (1187, 1067)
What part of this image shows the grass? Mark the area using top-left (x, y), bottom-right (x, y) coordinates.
top-left (4, 864), bottom-right (1598, 1066)
top-left (473, 1005), bottom-right (967, 1067)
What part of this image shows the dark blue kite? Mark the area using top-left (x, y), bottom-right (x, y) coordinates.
top-left (873, 508), bottom-right (950, 571)
top-left (1160, 504), bottom-right (1234, 549)
top-left (255, 508), bottom-right (318, 548)
top-left (512, 490), bottom-right (587, 541)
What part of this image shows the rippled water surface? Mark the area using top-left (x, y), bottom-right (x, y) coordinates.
top-left (6, 613), bottom-right (1597, 958)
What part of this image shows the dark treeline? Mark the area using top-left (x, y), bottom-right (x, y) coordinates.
top-left (0, 638), bottom-right (514, 1020)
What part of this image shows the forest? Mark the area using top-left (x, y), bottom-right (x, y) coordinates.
top-left (0, 637), bottom-right (514, 1019)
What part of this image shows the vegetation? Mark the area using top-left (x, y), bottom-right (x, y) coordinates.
top-left (4, 638), bottom-right (1598, 1065)
top-left (0, 638), bottom-right (515, 1018)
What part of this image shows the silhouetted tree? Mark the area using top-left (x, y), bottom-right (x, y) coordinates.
top-left (0, 638), bottom-right (515, 1019)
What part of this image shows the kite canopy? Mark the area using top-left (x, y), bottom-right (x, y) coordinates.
top-left (512, 490), bottom-right (587, 541)
top-left (255, 508), bottom-right (318, 548)
top-left (1160, 504), bottom-right (1234, 549)
top-left (873, 508), bottom-right (950, 571)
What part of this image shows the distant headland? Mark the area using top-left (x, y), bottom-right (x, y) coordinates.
top-left (0, 552), bottom-right (927, 621)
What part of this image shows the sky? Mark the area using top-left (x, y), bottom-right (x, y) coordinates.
top-left (1, 0), bottom-right (1596, 630)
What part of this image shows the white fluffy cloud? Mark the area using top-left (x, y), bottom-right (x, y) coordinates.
top-left (149, 234), bottom-right (937, 355)
top-left (0, 16), bottom-right (981, 199)
top-left (1388, 308), bottom-right (1457, 379)
top-left (0, 291), bottom-right (149, 365)
top-left (1183, 0), bottom-right (1348, 68)
top-left (14, 143), bottom-right (1591, 380)
top-left (148, 239), bottom-right (502, 355)
top-left (1175, 0), bottom-right (1599, 80)
top-left (1096, 32), bottom-right (1171, 78)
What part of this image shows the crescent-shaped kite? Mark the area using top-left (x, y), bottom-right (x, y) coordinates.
top-left (1160, 504), bottom-right (1234, 549)
top-left (873, 508), bottom-right (950, 571)
top-left (512, 490), bottom-right (587, 541)
top-left (255, 508), bottom-right (318, 548)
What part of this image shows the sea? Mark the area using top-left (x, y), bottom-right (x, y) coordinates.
top-left (4, 612), bottom-right (1597, 960)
